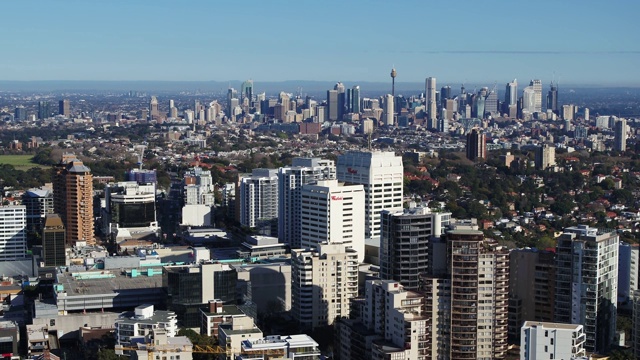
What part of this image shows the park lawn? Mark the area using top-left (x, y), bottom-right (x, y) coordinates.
top-left (0, 155), bottom-right (44, 170)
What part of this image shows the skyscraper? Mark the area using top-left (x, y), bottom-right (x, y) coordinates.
top-left (505, 79), bottom-right (518, 106)
top-left (425, 77), bottom-right (437, 128)
top-left (351, 85), bottom-right (360, 114)
top-left (466, 128), bottom-right (486, 161)
top-left (38, 101), bottom-right (50, 120)
top-left (522, 86), bottom-right (536, 115)
top-left (615, 118), bottom-right (627, 152)
top-left (383, 94), bottom-right (394, 126)
top-left (0, 206), bottom-right (27, 260)
top-left (42, 213), bottom-right (66, 267)
top-left (299, 180), bottom-right (365, 261)
top-left (336, 151), bottom-right (403, 240)
top-left (440, 85), bottom-right (451, 108)
top-left (58, 99), bottom-right (70, 117)
top-left (53, 155), bottom-right (94, 245)
top-left (535, 143), bottom-right (556, 170)
top-left (241, 79), bottom-right (253, 103)
top-left (14, 106), bottom-right (26, 121)
top-left (239, 169), bottom-right (278, 236)
top-left (555, 225), bottom-right (619, 353)
top-left (335, 82), bottom-right (346, 120)
top-left (530, 79), bottom-right (543, 112)
top-left (149, 96), bottom-right (159, 120)
top-left (546, 82), bottom-right (559, 115)
top-left (327, 89), bottom-right (339, 121)
top-left (278, 158), bottom-right (336, 249)
top-left (22, 187), bottom-right (54, 234)
top-left (380, 206), bottom-right (451, 290)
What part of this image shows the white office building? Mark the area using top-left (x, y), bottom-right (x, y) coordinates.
top-left (114, 304), bottom-right (178, 345)
top-left (336, 151), bottom-right (403, 241)
top-left (0, 206), bottom-right (27, 260)
top-left (520, 321), bottom-right (586, 360)
top-left (278, 158), bottom-right (336, 249)
top-left (240, 169), bottom-right (278, 235)
top-left (300, 180), bottom-right (364, 261)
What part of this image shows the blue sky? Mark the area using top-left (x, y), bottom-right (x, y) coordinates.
top-left (1, 0), bottom-right (639, 85)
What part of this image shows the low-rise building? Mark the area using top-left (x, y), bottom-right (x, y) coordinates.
top-left (114, 304), bottom-right (177, 345)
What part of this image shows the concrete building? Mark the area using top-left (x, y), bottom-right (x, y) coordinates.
top-left (200, 300), bottom-right (248, 338)
top-left (0, 321), bottom-right (19, 359)
top-left (300, 179), bottom-right (365, 261)
top-left (535, 143), bottom-right (556, 170)
top-left (278, 157), bottom-right (336, 249)
top-left (530, 79), bottom-right (543, 113)
top-left (183, 166), bottom-right (215, 206)
top-left (102, 181), bottom-right (158, 241)
top-left (520, 321), bottom-right (586, 360)
top-left (614, 118), bottom-right (627, 152)
top-left (116, 330), bottom-right (192, 360)
top-left (114, 304), bottom-right (177, 345)
top-left (42, 214), bottom-right (66, 267)
top-left (240, 168), bottom-right (278, 236)
top-left (336, 151), bottom-right (403, 241)
top-left (383, 94), bottom-right (394, 126)
top-left (219, 316), bottom-right (263, 356)
top-left (426, 77), bottom-right (437, 129)
top-left (239, 334), bottom-right (321, 360)
top-left (291, 244), bottom-right (358, 330)
top-left (234, 260), bottom-right (291, 314)
top-left (21, 187), bottom-right (54, 234)
top-left (466, 128), bottom-right (487, 161)
top-left (555, 225), bottom-right (619, 353)
top-left (0, 206), bottom-right (27, 261)
top-left (380, 206), bottom-right (451, 290)
top-left (53, 155), bottom-right (94, 245)
top-left (508, 248), bottom-right (556, 342)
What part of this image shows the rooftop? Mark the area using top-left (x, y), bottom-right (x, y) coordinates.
top-left (56, 269), bottom-right (163, 297)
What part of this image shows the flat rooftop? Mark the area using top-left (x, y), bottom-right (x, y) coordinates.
top-left (56, 270), bottom-right (163, 297)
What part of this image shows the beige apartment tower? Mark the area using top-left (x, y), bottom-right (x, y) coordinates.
top-left (53, 155), bottom-right (94, 245)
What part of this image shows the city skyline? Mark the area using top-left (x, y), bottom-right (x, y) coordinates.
top-left (1, 1), bottom-right (639, 85)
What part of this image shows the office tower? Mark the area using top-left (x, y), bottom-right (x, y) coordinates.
top-left (485, 89), bottom-right (498, 116)
top-left (535, 143), bottom-right (556, 170)
top-left (103, 181), bottom-right (158, 237)
top-left (520, 322), bottom-right (586, 360)
top-left (14, 106), bottom-right (26, 121)
top-left (53, 155), bottom-right (94, 245)
top-left (58, 99), bottom-right (70, 117)
top-left (335, 279), bottom-right (428, 360)
top-left (278, 158), bottom-right (336, 249)
top-left (335, 82), bottom-right (346, 120)
top-left (327, 89), bottom-right (339, 121)
top-left (562, 104), bottom-right (577, 120)
top-left (466, 128), bottom-right (486, 161)
top-left (239, 168), bottom-right (278, 236)
top-left (336, 151), bottom-right (403, 240)
top-left (508, 249), bottom-right (556, 342)
top-left (547, 82), bottom-right (559, 115)
top-left (530, 79), bottom-right (542, 112)
top-left (351, 85), bottom-right (360, 114)
top-left (425, 77), bottom-right (437, 128)
top-left (127, 169), bottom-right (157, 185)
top-left (383, 94), bottom-right (394, 126)
top-left (390, 68), bottom-right (397, 99)
top-left (505, 79), bottom-right (518, 106)
top-left (522, 86), bottom-right (536, 115)
top-left (345, 88), bottom-right (352, 113)
top-left (22, 187), bottom-right (54, 234)
top-left (584, 108), bottom-right (590, 120)
top-left (615, 118), bottom-right (627, 152)
top-left (164, 262), bottom-right (237, 327)
top-left (148, 96), bottom-right (159, 120)
top-left (226, 88), bottom-right (238, 117)
top-left (241, 79), bottom-right (253, 103)
top-left (38, 101), bottom-right (50, 120)
top-left (291, 244), bottom-right (358, 330)
top-left (299, 180), bottom-right (365, 261)
top-left (380, 206), bottom-right (451, 290)
top-left (42, 214), bottom-right (66, 267)
top-left (0, 206), bottom-right (27, 260)
top-left (440, 85), bottom-right (451, 108)
top-left (555, 225), bottom-right (619, 353)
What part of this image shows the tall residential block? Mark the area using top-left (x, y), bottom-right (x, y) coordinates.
top-left (53, 155), bottom-right (94, 245)
top-left (614, 118), bottom-right (627, 152)
top-left (278, 158), bottom-right (336, 249)
top-left (426, 77), bottom-right (437, 129)
top-left (535, 143), bottom-right (556, 170)
top-left (291, 244), bottom-right (358, 330)
top-left (0, 206), bottom-right (27, 261)
top-left (555, 225), bottom-right (618, 353)
top-left (58, 99), bottom-right (70, 117)
top-left (42, 214), bottom-right (66, 267)
top-left (299, 180), bottom-right (364, 261)
top-left (466, 128), bottom-right (486, 161)
top-left (336, 151), bottom-right (403, 240)
top-left (239, 168), bottom-right (278, 236)
top-left (520, 322), bottom-right (586, 360)
top-left (380, 206), bottom-right (451, 290)
top-left (530, 79), bottom-right (542, 113)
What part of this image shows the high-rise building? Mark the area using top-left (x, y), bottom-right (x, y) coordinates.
top-left (426, 77), bottom-right (437, 128)
top-left (241, 79), bottom-right (253, 103)
top-left (351, 85), bottom-right (360, 114)
top-left (333, 82), bottom-right (346, 120)
top-left (546, 82), bottom-right (558, 115)
top-left (508, 249), bottom-right (556, 342)
top-left (383, 94), bottom-right (394, 126)
top-left (555, 225), bottom-right (619, 353)
top-left (239, 169), bottom-right (278, 236)
top-left (53, 155), bottom-right (94, 245)
top-left (299, 180), bottom-right (365, 261)
top-left (149, 96), bottom-right (159, 120)
top-left (522, 86), bottom-right (536, 115)
top-left (102, 181), bottom-right (158, 237)
top-left (38, 101), bottom-right (50, 120)
top-left (278, 158), bottom-right (336, 249)
top-left (562, 104), bottom-right (577, 120)
top-left (520, 322), bottom-right (586, 360)
top-left (336, 151), bottom-right (403, 240)
top-left (535, 143), bottom-right (556, 170)
top-left (327, 89), bottom-right (339, 121)
top-left (466, 128), bottom-right (486, 161)
top-left (14, 106), bottom-right (26, 121)
top-left (22, 187), bottom-right (54, 234)
top-left (419, 220), bottom-right (509, 359)
top-left (42, 213), bottom-right (66, 267)
top-left (440, 85), bottom-right (451, 108)
top-left (58, 99), bottom-right (70, 117)
top-left (291, 244), bottom-right (358, 330)
top-left (0, 206), bottom-right (27, 261)
top-left (505, 79), bottom-right (518, 107)
top-left (614, 118), bottom-right (627, 152)
top-left (226, 88), bottom-right (238, 117)
top-left (485, 89), bottom-right (498, 116)
top-left (530, 79), bottom-right (543, 112)
top-left (380, 206), bottom-right (451, 290)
